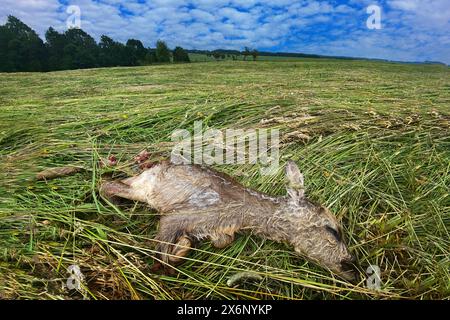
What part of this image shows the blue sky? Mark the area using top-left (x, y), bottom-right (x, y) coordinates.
top-left (1, 0), bottom-right (449, 64)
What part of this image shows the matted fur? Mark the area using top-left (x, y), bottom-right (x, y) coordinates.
top-left (100, 160), bottom-right (357, 280)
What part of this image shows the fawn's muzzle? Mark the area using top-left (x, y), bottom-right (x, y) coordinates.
top-left (340, 255), bottom-right (359, 282)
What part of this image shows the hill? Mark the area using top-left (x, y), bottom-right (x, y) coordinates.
top-left (0, 59), bottom-right (449, 299)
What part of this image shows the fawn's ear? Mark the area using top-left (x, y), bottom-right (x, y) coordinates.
top-left (285, 160), bottom-right (305, 201)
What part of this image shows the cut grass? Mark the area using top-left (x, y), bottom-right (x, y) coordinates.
top-left (0, 60), bottom-right (449, 299)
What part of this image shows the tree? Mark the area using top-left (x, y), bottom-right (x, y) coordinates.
top-left (242, 47), bottom-right (251, 61)
top-left (0, 24), bottom-right (13, 71)
top-left (212, 50), bottom-right (222, 60)
top-left (63, 28), bottom-right (98, 69)
top-left (172, 46), bottom-right (190, 63)
top-left (46, 27), bottom-right (68, 70)
top-left (0, 16), bottom-right (47, 71)
top-left (155, 40), bottom-right (171, 63)
top-left (251, 49), bottom-right (259, 61)
top-left (47, 27), bottom-right (99, 70)
top-left (126, 39), bottom-right (147, 64)
top-left (144, 49), bottom-right (157, 64)
top-left (0, 16), bottom-right (195, 72)
top-left (61, 43), bottom-right (78, 69)
top-left (99, 35), bottom-right (125, 67)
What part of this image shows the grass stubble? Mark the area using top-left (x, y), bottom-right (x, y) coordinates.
top-left (0, 60), bottom-right (448, 299)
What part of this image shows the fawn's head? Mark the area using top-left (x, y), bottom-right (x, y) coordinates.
top-left (282, 161), bottom-right (357, 281)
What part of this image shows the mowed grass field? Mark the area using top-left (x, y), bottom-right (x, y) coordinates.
top-left (188, 52), bottom-right (308, 62)
top-left (0, 60), bottom-right (449, 299)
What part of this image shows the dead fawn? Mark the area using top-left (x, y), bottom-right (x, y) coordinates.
top-left (100, 160), bottom-right (357, 281)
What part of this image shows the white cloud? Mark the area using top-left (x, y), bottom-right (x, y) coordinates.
top-left (190, 8), bottom-right (217, 23)
top-left (388, 0), bottom-right (450, 28)
top-left (0, 0), bottom-right (63, 35)
top-left (0, 0), bottom-right (448, 64)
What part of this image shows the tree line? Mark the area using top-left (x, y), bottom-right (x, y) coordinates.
top-left (205, 47), bottom-right (259, 61)
top-left (0, 15), bottom-right (190, 72)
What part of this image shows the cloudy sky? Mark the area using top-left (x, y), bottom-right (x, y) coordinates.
top-left (1, 0), bottom-right (449, 64)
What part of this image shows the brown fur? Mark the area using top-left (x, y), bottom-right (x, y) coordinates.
top-left (100, 160), bottom-right (357, 281)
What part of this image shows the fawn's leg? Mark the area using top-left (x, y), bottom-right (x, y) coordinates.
top-left (211, 233), bottom-right (235, 249)
top-left (153, 218), bottom-right (193, 274)
top-left (152, 235), bottom-right (192, 275)
top-left (167, 234), bottom-right (192, 265)
top-left (99, 181), bottom-right (143, 202)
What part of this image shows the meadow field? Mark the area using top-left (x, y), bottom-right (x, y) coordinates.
top-left (0, 59), bottom-right (449, 299)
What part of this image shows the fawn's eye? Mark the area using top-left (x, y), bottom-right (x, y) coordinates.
top-left (325, 226), bottom-right (341, 242)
